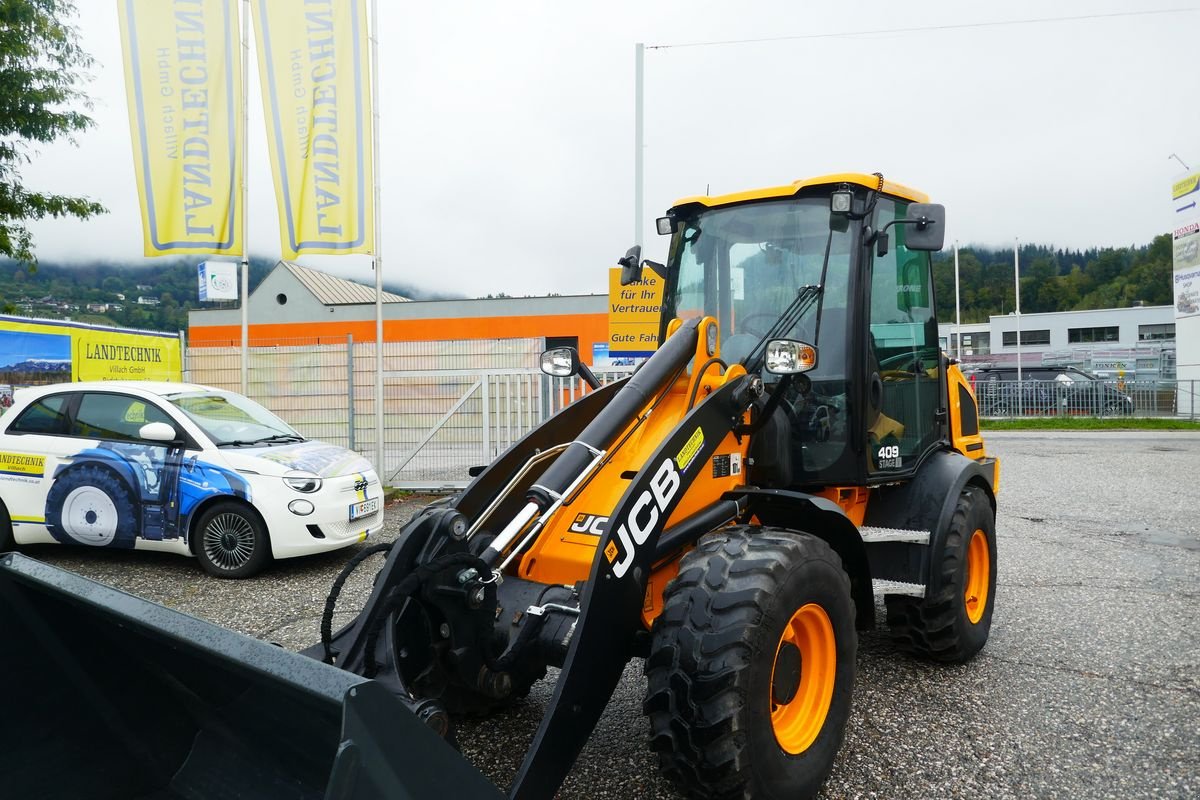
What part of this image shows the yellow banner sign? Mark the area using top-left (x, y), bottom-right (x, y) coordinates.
top-left (118, 0), bottom-right (243, 256)
top-left (1172, 173), bottom-right (1200, 200)
top-left (74, 330), bottom-right (183, 382)
top-left (252, 0), bottom-right (374, 258)
top-left (0, 452), bottom-right (45, 478)
top-left (608, 265), bottom-right (665, 356)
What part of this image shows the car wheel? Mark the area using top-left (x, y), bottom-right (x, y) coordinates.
top-left (0, 501), bottom-right (14, 552)
top-left (1103, 399), bottom-right (1129, 417)
top-left (193, 500), bottom-right (270, 578)
top-left (45, 464), bottom-right (138, 548)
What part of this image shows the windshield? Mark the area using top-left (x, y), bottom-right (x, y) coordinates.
top-left (167, 391), bottom-right (303, 447)
top-left (665, 197), bottom-right (852, 369)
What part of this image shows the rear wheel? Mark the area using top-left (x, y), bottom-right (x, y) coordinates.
top-left (0, 501), bottom-right (13, 551)
top-left (644, 527), bottom-right (856, 800)
top-left (886, 485), bottom-right (996, 661)
top-left (193, 501), bottom-right (270, 578)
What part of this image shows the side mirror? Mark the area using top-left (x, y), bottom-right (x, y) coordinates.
top-left (764, 340), bottom-right (818, 375)
top-left (656, 216), bottom-right (676, 235)
top-left (618, 245), bottom-right (643, 286)
top-left (903, 203), bottom-right (946, 251)
top-left (139, 421), bottom-right (180, 443)
top-left (540, 347), bottom-right (600, 389)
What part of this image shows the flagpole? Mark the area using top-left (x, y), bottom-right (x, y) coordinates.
top-left (370, 0), bottom-right (384, 476)
top-left (240, 0), bottom-right (250, 396)
top-left (1014, 238), bottom-right (1023, 415)
top-left (953, 241), bottom-right (961, 360)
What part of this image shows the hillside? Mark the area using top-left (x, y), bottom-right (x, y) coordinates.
top-left (0, 236), bottom-right (1175, 334)
top-left (0, 257), bottom-right (459, 333)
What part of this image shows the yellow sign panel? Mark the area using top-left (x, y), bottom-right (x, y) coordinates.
top-left (1172, 173), bottom-right (1200, 200)
top-left (0, 317), bottom-right (182, 384)
top-left (252, 0), bottom-right (375, 258)
top-left (675, 427), bottom-right (704, 472)
top-left (608, 265), bottom-right (665, 356)
top-left (0, 452), bottom-right (45, 478)
top-left (118, 0), bottom-right (243, 256)
top-left (74, 330), bottom-right (183, 382)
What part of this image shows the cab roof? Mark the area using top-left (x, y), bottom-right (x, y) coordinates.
top-left (670, 172), bottom-right (929, 211)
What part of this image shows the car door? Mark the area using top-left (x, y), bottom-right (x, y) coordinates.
top-left (43, 391), bottom-right (184, 548)
top-left (0, 391), bottom-right (82, 543)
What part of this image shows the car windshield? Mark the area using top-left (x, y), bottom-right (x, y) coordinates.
top-left (166, 391), bottom-right (303, 447)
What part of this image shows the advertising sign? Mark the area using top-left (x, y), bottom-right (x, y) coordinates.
top-left (607, 264), bottom-right (665, 357)
top-left (118, 0), bottom-right (243, 256)
top-left (0, 317), bottom-right (182, 387)
top-left (1172, 173), bottom-right (1200, 319)
top-left (251, 0), bottom-right (375, 258)
top-left (74, 330), bottom-right (183, 383)
top-left (198, 260), bottom-right (239, 301)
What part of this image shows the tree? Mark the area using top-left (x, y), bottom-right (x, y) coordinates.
top-left (0, 0), bottom-right (105, 267)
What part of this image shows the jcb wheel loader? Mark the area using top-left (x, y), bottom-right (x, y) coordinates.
top-left (0, 173), bottom-right (998, 800)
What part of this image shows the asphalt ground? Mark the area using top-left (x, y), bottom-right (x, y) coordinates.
top-left (17, 430), bottom-right (1200, 799)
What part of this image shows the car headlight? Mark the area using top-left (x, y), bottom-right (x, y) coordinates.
top-left (283, 472), bottom-right (323, 493)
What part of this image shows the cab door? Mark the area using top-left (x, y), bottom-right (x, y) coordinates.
top-left (865, 197), bottom-right (944, 476)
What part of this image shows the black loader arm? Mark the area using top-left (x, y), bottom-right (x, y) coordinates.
top-left (508, 377), bottom-right (755, 800)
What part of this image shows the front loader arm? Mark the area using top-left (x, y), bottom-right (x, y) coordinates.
top-left (509, 376), bottom-right (759, 800)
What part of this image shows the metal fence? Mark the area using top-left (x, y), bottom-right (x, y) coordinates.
top-left (972, 378), bottom-right (1197, 419)
top-left (184, 338), bottom-right (1198, 489)
top-left (185, 336), bottom-right (634, 490)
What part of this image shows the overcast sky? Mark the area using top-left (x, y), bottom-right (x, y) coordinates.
top-left (19, 1), bottom-right (1200, 298)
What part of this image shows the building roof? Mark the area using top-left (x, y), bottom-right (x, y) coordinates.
top-left (282, 261), bottom-right (410, 306)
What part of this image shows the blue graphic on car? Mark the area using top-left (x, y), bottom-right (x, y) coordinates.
top-left (45, 441), bottom-right (250, 549)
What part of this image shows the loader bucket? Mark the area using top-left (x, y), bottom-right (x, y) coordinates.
top-left (0, 553), bottom-right (503, 800)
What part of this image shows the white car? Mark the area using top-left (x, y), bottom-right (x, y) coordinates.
top-left (0, 381), bottom-right (384, 578)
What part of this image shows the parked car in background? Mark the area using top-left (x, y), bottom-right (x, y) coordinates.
top-left (0, 382), bottom-right (383, 577)
top-left (971, 366), bottom-right (1134, 416)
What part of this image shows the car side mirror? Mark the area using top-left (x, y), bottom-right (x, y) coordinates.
top-left (139, 421), bottom-right (180, 443)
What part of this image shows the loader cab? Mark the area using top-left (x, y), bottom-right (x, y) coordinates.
top-left (659, 175), bottom-right (947, 488)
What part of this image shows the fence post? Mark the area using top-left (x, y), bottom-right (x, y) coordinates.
top-left (346, 334), bottom-right (355, 451)
top-left (481, 374), bottom-right (491, 460)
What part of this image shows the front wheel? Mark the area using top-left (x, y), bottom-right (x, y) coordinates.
top-left (193, 501), bottom-right (270, 578)
top-left (644, 527), bottom-right (856, 800)
top-left (886, 485), bottom-right (997, 662)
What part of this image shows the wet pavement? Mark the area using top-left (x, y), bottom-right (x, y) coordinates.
top-left (29, 430), bottom-right (1200, 799)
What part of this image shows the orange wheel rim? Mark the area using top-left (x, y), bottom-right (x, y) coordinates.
top-left (964, 529), bottom-right (990, 624)
top-left (770, 603), bottom-right (836, 754)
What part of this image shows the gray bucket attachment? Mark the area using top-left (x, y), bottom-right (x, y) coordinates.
top-left (0, 553), bottom-right (503, 800)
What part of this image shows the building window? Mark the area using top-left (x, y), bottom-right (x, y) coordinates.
top-left (1002, 329), bottom-right (1050, 347)
top-left (1138, 323), bottom-right (1175, 341)
top-left (960, 332), bottom-right (990, 355)
top-left (1067, 326), bottom-right (1118, 343)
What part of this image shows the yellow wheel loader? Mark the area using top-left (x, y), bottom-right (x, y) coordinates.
top-left (0, 173), bottom-right (997, 800)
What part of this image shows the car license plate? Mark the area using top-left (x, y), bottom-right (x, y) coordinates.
top-left (349, 497), bottom-right (379, 521)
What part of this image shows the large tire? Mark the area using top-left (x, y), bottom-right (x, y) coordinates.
top-left (193, 500), bottom-right (270, 578)
top-left (45, 464), bottom-right (138, 548)
top-left (886, 485), bottom-right (996, 662)
top-left (644, 527), bottom-right (857, 800)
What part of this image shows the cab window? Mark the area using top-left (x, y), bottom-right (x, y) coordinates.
top-left (867, 197), bottom-right (941, 474)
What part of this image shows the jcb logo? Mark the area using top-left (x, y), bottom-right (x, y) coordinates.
top-left (608, 458), bottom-right (681, 579)
top-left (569, 513), bottom-right (608, 535)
